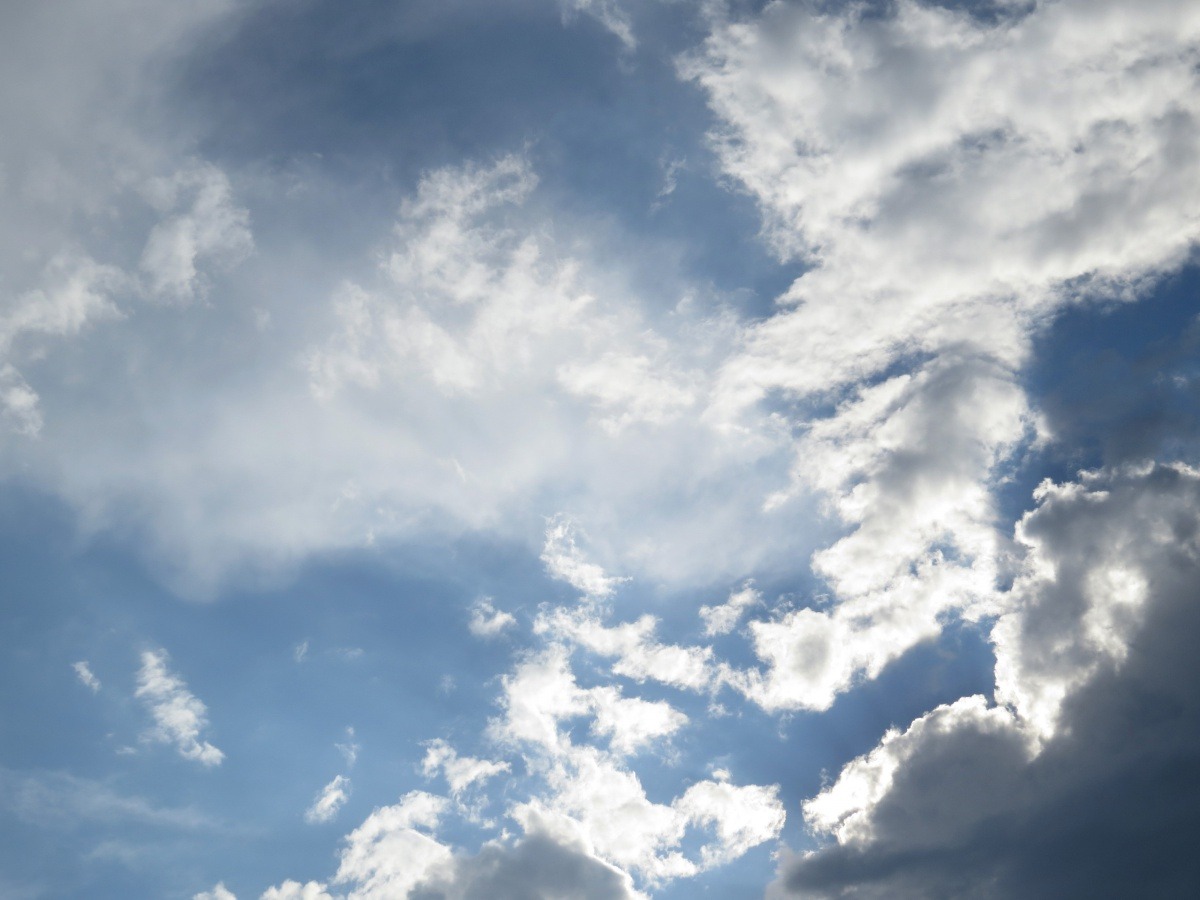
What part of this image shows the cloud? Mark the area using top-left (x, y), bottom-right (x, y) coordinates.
top-left (557, 351), bottom-right (697, 435)
top-left (698, 582), bottom-right (760, 637)
top-left (421, 739), bottom-right (510, 797)
top-left (194, 885), bottom-right (238, 900)
top-left (673, 0), bottom-right (1200, 715)
top-left (331, 791), bottom-right (455, 899)
top-left (0, 767), bottom-right (224, 832)
top-left (586, 687), bottom-right (688, 756)
top-left (72, 660), bottom-right (100, 693)
top-left (412, 830), bottom-right (644, 900)
top-left (134, 649), bottom-right (224, 767)
top-left (468, 598), bottom-right (516, 639)
top-left (138, 162), bottom-right (254, 303)
top-left (539, 516), bottom-right (628, 601)
top-left (336, 728), bottom-right (360, 769)
top-left (305, 776), bottom-right (352, 825)
top-left (776, 463), bottom-right (1200, 897)
top-left (487, 642), bottom-right (783, 885)
top-left (5, 146), bottom-right (798, 598)
top-left (260, 882), bottom-right (337, 900)
top-left (557, 0), bottom-right (637, 51)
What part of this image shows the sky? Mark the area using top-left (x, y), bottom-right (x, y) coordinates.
top-left (2, 0), bottom-right (1200, 897)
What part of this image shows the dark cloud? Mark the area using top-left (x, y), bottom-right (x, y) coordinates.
top-left (775, 464), bottom-right (1200, 898)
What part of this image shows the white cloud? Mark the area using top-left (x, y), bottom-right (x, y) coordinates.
top-left (421, 739), bottom-right (510, 797)
top-left (259, 882), bottom-right (337, 900)
top-left (539, 606), bottom-right (717, 692)
top-left (489, 645), bottom-right (592, 753)
top-left (699, 582), bottom-right (760, 637)
top-left (134, 649), bottom-right (224, 767)
top-left (72, 660), bottom-right (100, 693)
top-left (305, 775), bottom-right (351, 825)
top-left (138, 162), bottom-right (253, 303)
top-left (587, 687), bottom-right (687, 756)
top-left (467, 597), bottom-right (516, 638)
top-left (558, 351), bottom-right (696, 435)
top-left (194, 884), bottom-right (237, 900)
top-left (0, 254), bottom-right (123, 438)
top-left (673, 0), bottom-right (1200, 713)
top-left (487, 643), bottom-right (783, 885)
top-left (332, 791), bottom-right (454, 899)
top-left (540, 516), bottom-right (628, 600)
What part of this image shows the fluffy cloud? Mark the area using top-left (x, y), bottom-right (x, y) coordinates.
top-left (260, 882), bottom-right (338, 900)
top-left (135, 649), bottom-right (224, 767)
top-left (487, 639), bottom-right (782, 884)
top-left (777, 463), bottom-right (1200, 897)
top-left (194, 884), bottom-right (238, 900)
top-left (305, 776), bottom-right (352, 825)
top-left (331, 791), bottom-right (454, 898)
top-left (676, 0), bottom-right (1200, 713)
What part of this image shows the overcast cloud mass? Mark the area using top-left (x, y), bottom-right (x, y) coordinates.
top-left (2, 0), bottom-right (1200, 897)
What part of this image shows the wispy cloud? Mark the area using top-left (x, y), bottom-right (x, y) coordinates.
top-left (72, 661), bottom-right (100, 693)
top-left (134, 650), bottom-right (223, 767)
top-left (304, 775), bottom-right (351, 825)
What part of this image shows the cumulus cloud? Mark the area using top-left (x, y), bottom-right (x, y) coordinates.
top-left (134, 649), bottom-right (224, 767)
top-left (332, 791), bottom-right (455, 898)
top-left (674, 0), bottom-right (1200, 714)
top-left (305, 775), bottom-right (352, 825)
top-left (778, 463), bottom-right (1200, 897)
top-left (487, 644), bottom-right (783, 884)
top-left (72, 660), bottom-right (100, 693)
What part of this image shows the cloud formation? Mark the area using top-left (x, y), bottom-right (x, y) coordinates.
top-left (305, 776), bottom-right (352, 825)
top-left (778, 463), bottom-right (1200, 896)
top-left (135, 649), bottom-right (224, 767)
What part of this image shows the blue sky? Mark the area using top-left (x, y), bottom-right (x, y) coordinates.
top-left (3, 1), bottom-right (1200, 897)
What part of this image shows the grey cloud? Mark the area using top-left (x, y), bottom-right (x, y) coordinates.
top-left (411, 833), bottom-right (640, 900)
top-left (775, 463), bottom-right (1200, 898)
